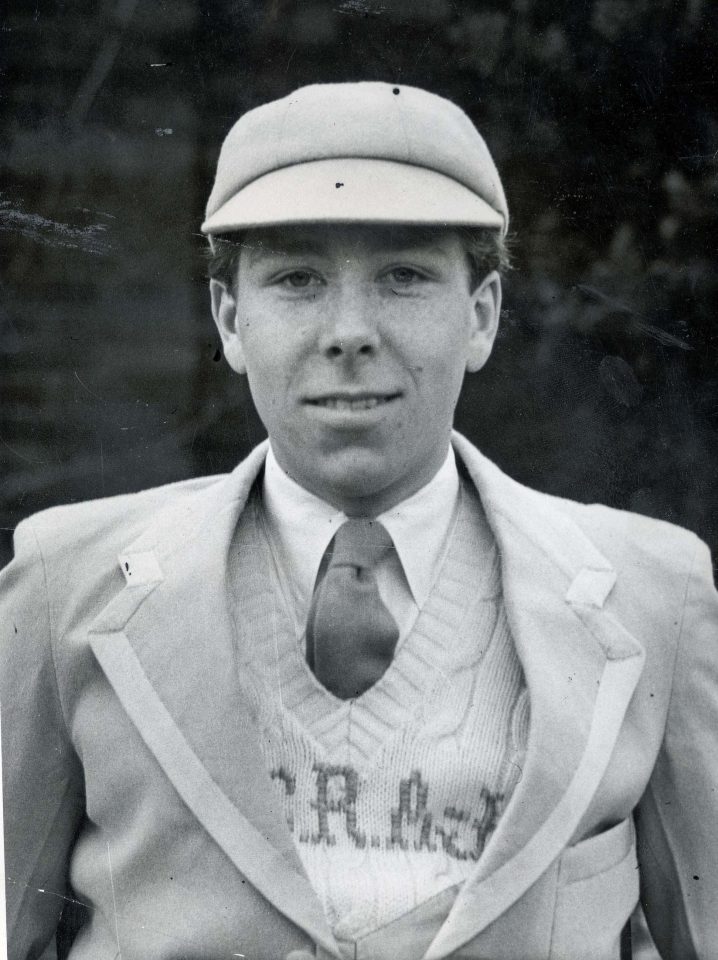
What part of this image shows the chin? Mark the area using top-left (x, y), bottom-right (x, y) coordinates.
top-left (325, 458), bottom-right (395, 496)
top-left (278, 431), bottom-right (439, 512)
top-left (318, 450), bottom-right (423, 514)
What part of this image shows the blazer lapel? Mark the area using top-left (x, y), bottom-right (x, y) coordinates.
top-left (88, 441), bottom-right (339, 956)
top-left (424, 434), bottom-right (646, 959)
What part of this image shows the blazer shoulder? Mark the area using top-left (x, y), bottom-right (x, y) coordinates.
top-left (544, 490), bottom-right (709, 577)
top-left (13, 473), bottom-right (228, 563)
top-left (453, 432), bottom-right (709, 579)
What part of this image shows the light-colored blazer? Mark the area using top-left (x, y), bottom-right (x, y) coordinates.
top-left (2, 433), bottom-right (717, 960)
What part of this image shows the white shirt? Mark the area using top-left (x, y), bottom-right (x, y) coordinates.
top-left (261, 445), bottom-right (460, 644)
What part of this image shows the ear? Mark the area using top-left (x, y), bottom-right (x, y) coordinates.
top-left (466, 270), bottom-right (502, 373)
top-left (210, 278), bottom-right (247, 375)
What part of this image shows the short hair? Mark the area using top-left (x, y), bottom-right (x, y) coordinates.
top-left (206, 225), bottom-right (510, 295)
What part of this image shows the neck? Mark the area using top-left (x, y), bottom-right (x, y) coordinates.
top-left (269, 445), bottom-right (452, 518)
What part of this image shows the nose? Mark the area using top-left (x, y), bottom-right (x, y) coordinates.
top-left (318, 284), bottom-right (380, 361)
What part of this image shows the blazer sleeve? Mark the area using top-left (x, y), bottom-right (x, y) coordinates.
top-left (637, 537), bottom-right (718, 959)
top-left (1, 519), bottom-right (85, 959)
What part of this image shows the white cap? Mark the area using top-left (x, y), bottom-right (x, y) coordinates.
top-left (202, 81), bottom-right (508, 237)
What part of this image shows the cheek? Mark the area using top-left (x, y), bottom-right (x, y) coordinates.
top-left (409, 331), bottom-right (469, 396)
top-left (396, 298), bottom-right (471, 366)
top-left (239, 317), bottom-right (298, 376)
top-left (239, 328), bottom-right (309, 419)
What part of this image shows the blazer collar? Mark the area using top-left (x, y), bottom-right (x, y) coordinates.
top-left (88, 433), bottom-right (645, 959)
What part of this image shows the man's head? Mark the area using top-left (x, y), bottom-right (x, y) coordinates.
top-left (203, 82), bottom-right (509, 515)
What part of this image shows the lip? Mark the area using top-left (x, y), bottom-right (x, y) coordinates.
top-left (302, 390), bottom-right (402, 424)
top-left (303, 389), bottom-right (401, 404)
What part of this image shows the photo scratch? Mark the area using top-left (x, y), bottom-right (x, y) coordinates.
top-left (107, 842), bottom-right (122, 959)
top-left (0, 434), bottom-right (52, 465)
top-left (74, 370), bottom-right (107, 402)
top-left (0, 195), bottom-right (112, 255)
top-left (335, 0), bottom-right (385, 14)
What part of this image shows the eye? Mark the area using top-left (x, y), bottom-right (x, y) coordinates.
top-left (277, 270), bottom-right (321, 289)
top-left (386, 266), bottom-right (423, 285)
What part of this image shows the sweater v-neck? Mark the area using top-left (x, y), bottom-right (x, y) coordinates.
top-left (230, 480), bottom-right (501, 767)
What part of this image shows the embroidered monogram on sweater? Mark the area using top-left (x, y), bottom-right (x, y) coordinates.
top-left (271, 763), bottom-right (506, 860)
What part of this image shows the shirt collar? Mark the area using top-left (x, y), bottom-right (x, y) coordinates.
top-left (261, 444), bottom-right (460, 610)
top-left (375, 449), bottom-right (459, 607)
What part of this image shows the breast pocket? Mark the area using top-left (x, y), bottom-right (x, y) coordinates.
top-left (550, 816), bottom-right (639, 960)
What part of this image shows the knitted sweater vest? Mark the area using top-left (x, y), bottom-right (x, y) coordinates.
top-left (227, 482), bottom-right (529, 948)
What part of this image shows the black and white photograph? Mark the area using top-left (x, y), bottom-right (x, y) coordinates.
top-left (2, 3), bottom-right (717, 958)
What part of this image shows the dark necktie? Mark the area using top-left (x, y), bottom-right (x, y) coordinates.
top-left (306, 519), bottom-right (400, 700)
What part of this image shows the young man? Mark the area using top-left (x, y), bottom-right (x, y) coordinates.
top-left (2, 82), bottom-right (717, 960)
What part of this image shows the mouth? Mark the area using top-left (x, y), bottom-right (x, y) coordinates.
top-left (304, 392), bottom-right (401, 411)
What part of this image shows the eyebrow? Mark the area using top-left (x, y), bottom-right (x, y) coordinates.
top-left (243, 229), bottom-right (453, 265)
top-left (371, 226), bottom-right (452, 251)
top-left (243, 235), bottom-right (328, 264)
top-left (371, 239), bottom-right (451, 259)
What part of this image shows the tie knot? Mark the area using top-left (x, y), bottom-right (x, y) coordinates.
top-left (329, 519), bottom-right (394, 570)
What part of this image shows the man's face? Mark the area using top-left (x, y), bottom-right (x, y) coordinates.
top-left (211, 223), bottom-right (501, 515)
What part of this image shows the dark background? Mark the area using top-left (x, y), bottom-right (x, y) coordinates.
top-left (2, 0), bottom-right (717, 580)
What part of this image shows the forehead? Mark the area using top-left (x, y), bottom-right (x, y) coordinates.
top-left (239, 222), bottom-right (465, 265)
